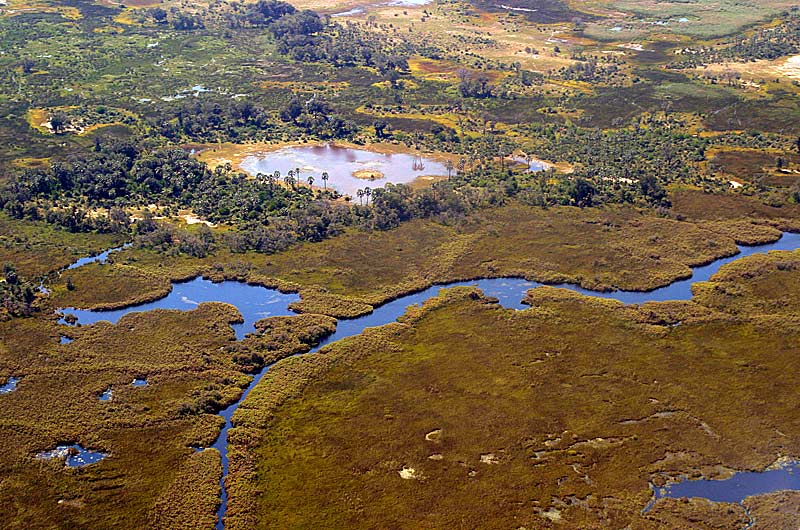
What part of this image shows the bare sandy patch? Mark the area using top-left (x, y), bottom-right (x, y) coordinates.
top-left (398, 466), bottom-right (421, 480)
top-left (778, 55), bottom-right (800, 80)
top-left (352, 169), bottom-right (385, 181)
top-left (424, 428), bottom-right (442, 442)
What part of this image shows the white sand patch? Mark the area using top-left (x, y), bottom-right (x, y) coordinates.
top-left (180, 213), bottom-right (216, 227)
top-left (541, 507), bottom-right (562, 522)
top-left (428, 454), bottom-right (443, 460)
top-left (480, 453), bottom-right (499, 464)
top-left (425, 429), bottom-right (441, 442)
top-left (399, 467), bottom-right (420, 480)
top-left (778, 55), bottom-right (800, 80)
top-left (729, 180), bottom-right (743, 189)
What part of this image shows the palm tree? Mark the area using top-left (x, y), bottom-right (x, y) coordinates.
top-left (364, 186), bottom-right (372, 205)
top-left (356, 189), bottom-right (364, 205)
top-left (321, 171), bottom-right (329, 190)
top-left (445, 160), bottom-right (454, 180)
top-left (307, 176), bottom-right (314, 188)
top-left (295, 167), bottom-right (301, 182)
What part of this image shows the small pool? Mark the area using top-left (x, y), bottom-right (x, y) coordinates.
top-left (37, 444), bottom-right (107, 467)
top-left (0, 376), bottom-right (19, 394)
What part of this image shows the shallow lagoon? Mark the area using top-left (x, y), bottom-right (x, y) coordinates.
top-left (239, 143), bottom-right (449, 197)
top-left (60, 277), bottom-right (300, 340)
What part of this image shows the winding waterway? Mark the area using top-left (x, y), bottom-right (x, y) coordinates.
top-left (54, 232), bottom-right (800, 528)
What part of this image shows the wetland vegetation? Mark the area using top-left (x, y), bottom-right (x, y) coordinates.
top-left (2, 0), bottom-right (800, 527)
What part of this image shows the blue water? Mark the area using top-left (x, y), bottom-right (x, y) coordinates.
top-left (60, 336), bottom-right (73, 344)
top-left (37, 444), bottom-right (106, 467)
top-left (66, 244), bottom-right (131, 270)
top-left (59, 277), bottom-right (301, 340)
top-left (652, 462), bottom-right (800, 505)
top-left (99, 387), bottom-right (113, 401)
top-left (0, 376), bottom-right (19, 394)
top-left (131, 378), bottom-right (148, 387)
top-left (54, 232), bottom-right (800, 529)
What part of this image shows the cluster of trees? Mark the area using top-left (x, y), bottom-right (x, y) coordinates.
top-left (278, 97), bottom-right (357, 139)
top-left (220, 0), bottom-right (411, 70)
top-left (523, 120), bottom-right (708, 206)
top-left (153, 100), bottom-right (274, 142)
top-left (147, 96), bottom-right (357, 143)
top-left (1, 264), bottom-right (36, 318)
top-left (458, 71), bottom-right (494, 99)
top-left (667, 11), bottom-right (800, 68)
top-left (0, 138), bottom-right (495, 254)
top-left (1, 142), bottom-right (211, 207)
top-left (146, 7), bottom-right (205, 30)
top-left (134, 212), bottom-right (216, 258)
top-left (558, 59), bottom-right (621, 84)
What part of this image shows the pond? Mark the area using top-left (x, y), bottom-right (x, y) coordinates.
top-left (646, 461), bottom-right (800, 511)
top-left (239, 143), bottom-right (449, 197)
top-left (0, 376), bottom-right (19, 394)
top-left (37, 444), bottom-right (107, 467)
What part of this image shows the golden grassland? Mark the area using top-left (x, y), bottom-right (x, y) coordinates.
top-left (1, 0), bottom-right (81, 20)
top-left (670, 188), bottom-right (800, 231)
top-left (225, 248), bottom-right (800, 528)
top-left (0, 214), bottom-right (126, 278)
top-left (341, 5), bottom-right (586, 76)
top-left (0, 303), bottom-right (239, 529)
top-left (0, 298), bottom-right (336, 528)
top-left (707, 147), bottom-right (800, 188)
